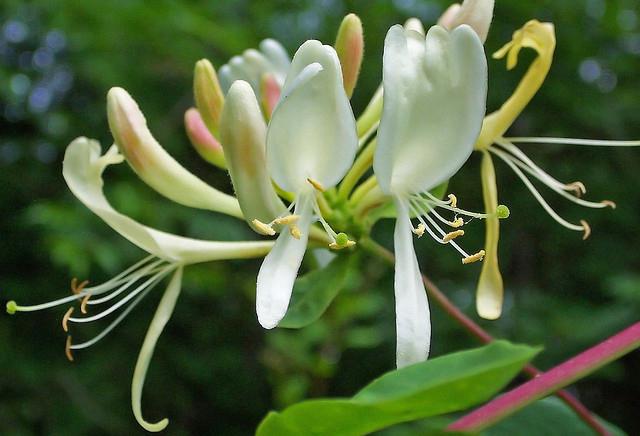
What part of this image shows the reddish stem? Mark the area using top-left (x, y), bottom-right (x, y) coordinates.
top-left (361, 239), bottom-right (612, 436)
top-left (448, 322), bottom-right (640, 432)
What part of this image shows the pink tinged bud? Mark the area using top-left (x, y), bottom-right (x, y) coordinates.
top-left (194, 59), bottom-right (225, 136)
top-left (438, 0), bottom-right (495, 43)
top-left (184, 108), bottom-right (226, 168)
top-left (259, 73), bottom-right (281, 119)
top-left (334, 13), bottom-right (364, 98)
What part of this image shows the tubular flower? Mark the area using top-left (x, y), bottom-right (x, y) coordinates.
top-left (373, 24), bottom-right (490, 368)
top-left (472, 19), bottom-right (640, 319)
top-left (255, 40), bottom-right (358, 329)
top-left (438, 0), bottom-right (495, 43)
top-left (6, 138), bottom-right (273, 432)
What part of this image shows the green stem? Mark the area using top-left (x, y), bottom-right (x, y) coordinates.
top-left (338, 138), bottom-right (377, 201)
top-left (349, 175), bottom-right (378, 206)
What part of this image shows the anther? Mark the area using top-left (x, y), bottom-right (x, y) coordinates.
top-left (329, 240), bottom-right (356, 250)
top-left (62, 307), bottom-right (74, 332)
top-left (443, 230), bottom-right (465, 242)
top-left (71, 278), bottom-right (89, 295)
top-left (447, 194), bottom-right (458, 208)
top-left (601, 200), bottom-right (616, 209)
top-left (306, 177), bottom-right (325, 192)
top-left (273, 214), bottom-right (300, 225)
top-left (568, 181), bottom-right (586, 197)
top-left (65, 336), bottom-right (74, 362)
top-left (462, 250), bottom-right (486, 264)
top-left (80, 294), bottom-right (91, 314)
top-left (412, 223), bottom-right (426, 237)
top-left (449, 218), bottom-right (464, 228)
top-left (252, 219), bottom-right (276, 236)
top-left (290, 225), bottom-right (302, 240)
top-left (580, 220), bottom-right (591, 240)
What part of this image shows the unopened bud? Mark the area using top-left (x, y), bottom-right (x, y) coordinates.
top-left (184, 108), bottom-right (226, 168)
top-left (334, 13), bottom-right (364, 98)
top-left (194, 59), bottom-right (225, 136)
top-left (260, 73), bottom-right (281, 119)
top-left (438, 0), bottom-right (494, 43)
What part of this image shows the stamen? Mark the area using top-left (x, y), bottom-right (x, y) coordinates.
top-left (506, 137), bottom-right (640, 147)
top-left (450, 217), bottom-right (465, 228)
top-left (65, 336), bottom-right (74, 362)
top-left (306, 177), bottom-right (325, 192)
top-left (289, 225), bottom-right (302, 240)
top-left (462, 250), bottom-right (486, 264)
top-left (329, 240), bottom-right (356, 250)
top-left (419, 191), bottom-right (490, 219)
top-left (443, 230), bottom-right (465, 242)
top-left (252, 219), bottom-right (276, 236)
top-left (273, 214), bottom-right (300, 225)
top-left (62, 307), bottom-right (74, 332)
top-left (80, 294), bottom-right (91, 314)
top-left (567, 181), bottom-right (586, 197)
top-left (412, 223), bottom-right (426, 237)
top-left (71, 278), bottom-right (89, 295)
top-left (581, 220), bottom-right (591, 240)
top-left (601, 200), bottom-right (616, 209)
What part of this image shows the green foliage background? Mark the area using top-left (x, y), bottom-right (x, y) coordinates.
top-left (1, 0), bottom-right (638, 434)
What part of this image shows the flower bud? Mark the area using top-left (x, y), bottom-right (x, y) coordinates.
top-left (438, 0), bottom-right (494, 43)
top-left (220, 80), bottom-right (287, 233)
top-left (259, 72), bottom-right (281, 119)
top-left (334, 13), bottom-right (364, 98)
top-left (194, 59), bottom-right (225, 136)
top-left (184, 108), bottom-right (226, 168)
top-left (107, 87), bottom-right (240, 215)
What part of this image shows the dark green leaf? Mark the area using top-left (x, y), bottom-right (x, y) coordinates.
top-left (279, 254), bottom-right (356, 329)
top-left (257, 341), bottom-right (540, 436)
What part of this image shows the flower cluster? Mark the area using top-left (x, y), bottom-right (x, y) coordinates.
top-left (6, 0), bottom-right (638, 431)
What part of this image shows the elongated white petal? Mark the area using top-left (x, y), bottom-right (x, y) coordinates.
top-left (220, 81), bottom-right (287, 231)
top-left (266, 40), bottom-right (358, 193)
top-left (393, 198), bottom-right (431, 368)
top-left (259, 39), bottom-right (291, 80)
top-left (374, 25), bottom-right (487, 196)
top-left (438, 0), bottom-right (495, 43)
top-left (107, 87), bottom-right (241, 217)
top-left (256, 192), bottom-right (314, 329)
top-left (63, 137), bottom-right (273, 263)
top-left (131, 267), bottom-right (182, 432)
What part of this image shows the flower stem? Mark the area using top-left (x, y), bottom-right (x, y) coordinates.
top-left (359, 238), bottom-right (612, 436)
top-left (338, 138), bottom-right (376, 201)
top-left (448, 322), bottom-right (640, 433)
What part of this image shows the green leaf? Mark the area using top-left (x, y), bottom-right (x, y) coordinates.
top-left (485, 397), bottom-right (626, 436)
top-left (279, 254), bottom-right (356, 329)
top-left (256, 341), bottom-right (540, 436)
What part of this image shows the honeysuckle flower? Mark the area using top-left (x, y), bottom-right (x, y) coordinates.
top-left (438, 0), bottom-right (495, 43)
top-left (334, 13), bottom-right (364, 98)
top-left (184, 107), bottom-right (226, 168)
top-left (255, 40), bottom-right (358, 329)
top-left (373, 24), bottom-right (490, 368)
top-left (6, 137), bottom-right (273, 432)
top-left (472, 19), bottom-right (640, 320)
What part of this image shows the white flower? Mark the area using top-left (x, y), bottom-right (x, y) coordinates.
top-left (373, 24), bottom-right (488, 367)
top-left (255, 40), bottom-right (358, 329)
top-left (438, 0), bottom-right (495, 43)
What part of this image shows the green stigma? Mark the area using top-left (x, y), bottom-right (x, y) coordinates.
top-left (335, 232), bottom-right (349, 246)
top-left (6, 300), bottom-right (18, 315)
top-left (496, 204), bottom-right (510, 219)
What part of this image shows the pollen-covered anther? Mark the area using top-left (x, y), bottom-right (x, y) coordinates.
top-left (252, 219), bottom-right (276, 236)
top-left (601, 200), bottom-right (616, 209)
top-left (62, 307), bottom-right (74, 332)
top-left (306, 177), bottom-right (326, 192)
top-left (443, 230), bottom-right (465, 242)
top-left (412, 223), bottom-right (426, 237)
top-left (447, 194), bottom-right (458, 208)
top-left (568, 181), bottom-right (586, 197)
top-left (80, 294), bottom-right (91, 314)
top-left (65, 336), bottom-right (74, 362)
top-left (580, 220), bottom-right (591, 240)
top-left (273, 214), bottom-right (300, 225)
top-left (289, 225), bottom-right (302, 240)
top-left (449, 217), bottom-right (465, 228)
top-left (462, 249), bottom-right (486, 265)
top-left (329, 240), bottom-right (356, 250)
top-left (70, 278), bottom-right (89, 295)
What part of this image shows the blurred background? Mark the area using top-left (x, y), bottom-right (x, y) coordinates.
top-left (1, 0), bottom-right (639, 434)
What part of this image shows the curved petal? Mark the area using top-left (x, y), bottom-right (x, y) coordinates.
top-left (256, 192), bottom-right (314, 329)
top-left (131, 266), bottom-right (182, 432)
top-left (107, 87), bottom-right (241, 218)
top-left (374, 25), bottom-right (487, 196)
top-left (393, 198), bottom-right (431, 368)
top-left (63, 137), bottom-right (273, 263)
top-left (259, 39), bottom-right (291, 81)
top-left (439, 0), bottom-right (495, 43)
top-left (266, 40), bottom-right (358, 193)
top-left (220, 81), bottom-right (287, 231)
